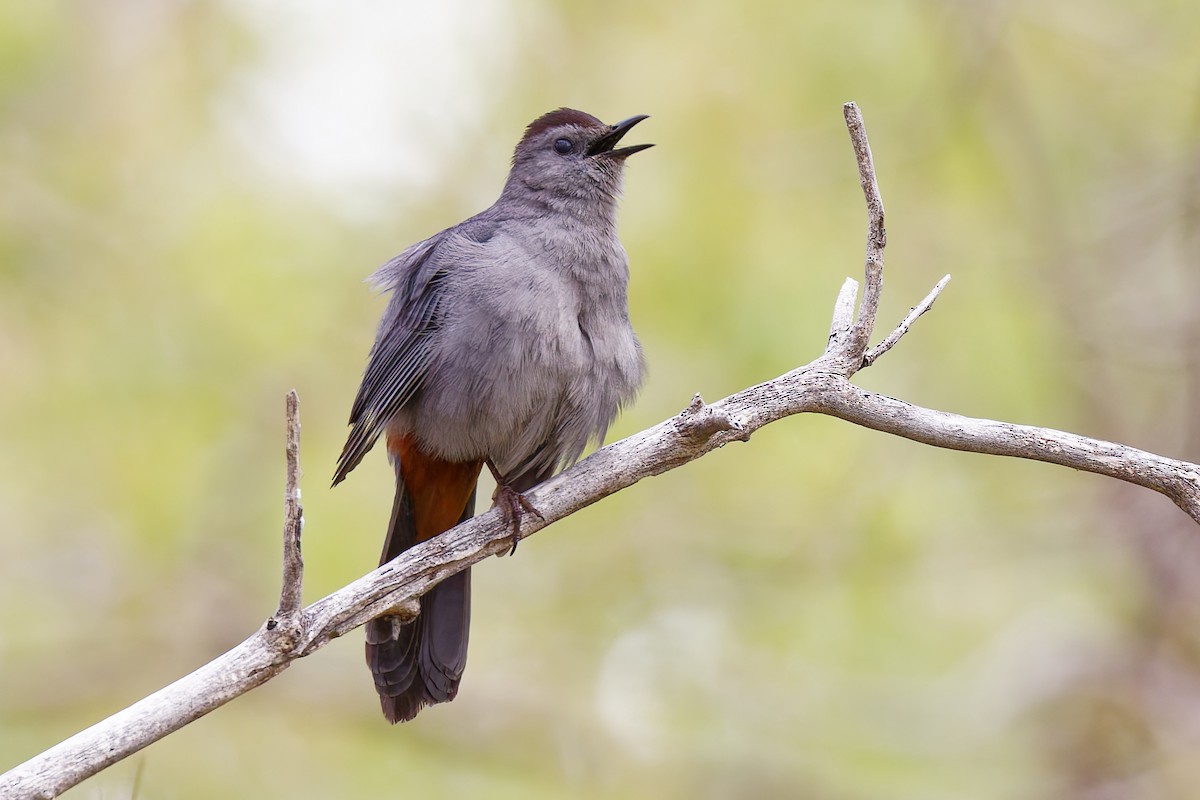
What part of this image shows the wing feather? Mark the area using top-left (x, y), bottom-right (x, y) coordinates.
top-left (333, 237), bottom-right (448, 485)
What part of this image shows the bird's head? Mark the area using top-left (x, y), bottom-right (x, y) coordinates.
top-left (504, 108), bottom-right (652, 206)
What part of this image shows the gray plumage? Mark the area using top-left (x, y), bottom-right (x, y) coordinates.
top-left (334, 108), bottom-right (650, 722)
top-left (335, 108), bottom-right (648, 489)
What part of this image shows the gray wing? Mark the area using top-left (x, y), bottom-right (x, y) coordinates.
top-left (333, 235), bottom-right (448, 485)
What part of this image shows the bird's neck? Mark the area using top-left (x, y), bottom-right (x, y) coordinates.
top-left (498, 177), bottom-right (623, 227)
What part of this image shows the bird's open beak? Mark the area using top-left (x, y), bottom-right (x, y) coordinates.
top-left (587, 115), bottom-right (654, 159)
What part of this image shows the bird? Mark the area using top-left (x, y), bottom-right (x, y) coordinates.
top-left (333, 108), bottom-right (651, 723)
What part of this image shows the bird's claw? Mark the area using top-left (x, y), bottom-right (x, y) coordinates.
top-left (493, 483), bottom-right (544, 555)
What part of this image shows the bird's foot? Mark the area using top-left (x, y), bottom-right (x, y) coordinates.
top-left (494, 484), bottom-right (544, 554)
top-left (487, 462), bottom-right (545, 555)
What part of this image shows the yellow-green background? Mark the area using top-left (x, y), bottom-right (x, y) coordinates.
top-left (3, 1), bottom-right (1199, 798)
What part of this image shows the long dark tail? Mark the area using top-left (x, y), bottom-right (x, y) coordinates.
top-left (365, 476), bottom-right (476, 723)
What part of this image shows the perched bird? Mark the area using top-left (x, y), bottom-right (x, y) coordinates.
top-left (333, 108), bottom-right (651, 722)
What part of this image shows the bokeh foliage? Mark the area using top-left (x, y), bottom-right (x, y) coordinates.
top-left (2, 1), bottom-right (1199, 798)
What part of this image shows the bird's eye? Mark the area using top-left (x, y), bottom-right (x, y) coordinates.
top-left (553, 138), bottom-right (573, 154)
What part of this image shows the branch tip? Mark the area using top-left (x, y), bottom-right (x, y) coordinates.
top-left (826, 278), bottom-right (859, 355)
top-left (843, 104), bottom-right (887, 365)
top-left (863, 274), bottom-right (952, 367)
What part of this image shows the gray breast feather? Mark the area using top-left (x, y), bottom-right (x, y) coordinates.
top-left (337, 216), bottom-right (643, 486)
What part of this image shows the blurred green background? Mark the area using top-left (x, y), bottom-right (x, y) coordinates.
top-left (3, 1), bottom-right (1200, 798)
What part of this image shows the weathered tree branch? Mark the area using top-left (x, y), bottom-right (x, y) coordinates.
top-left (3, 102), bottom-right (1198, 799)
top-left (272, 389), bottom-right (304, 631)
top-left (842, 102), bottom-right (887, 368)
top-left (864, 274), bottom-right (951, 367)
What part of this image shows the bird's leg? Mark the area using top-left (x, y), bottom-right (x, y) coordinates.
top-left (486, 460), bottom-right (544, 555)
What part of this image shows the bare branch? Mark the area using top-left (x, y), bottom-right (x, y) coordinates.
top-left (273, 390), bottom-right (304, 628)
top-left (813, 384), bottom-right (1200, 521)
top-left (4, 102), bottom-right (1198, 799)
top-left (863, 274), bottom-right (952, 367)
top-left (825, 277), bottom-right (859, 355)
top-left (0, 635), bottom-right (290, 799)
top-left (842, 101), bottom-right (887, 365)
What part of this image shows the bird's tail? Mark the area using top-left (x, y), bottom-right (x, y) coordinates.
top-left (365, 453), bottom-right (478, 723)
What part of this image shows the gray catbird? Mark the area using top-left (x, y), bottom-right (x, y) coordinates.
top-left (332, 108), bottom-right (651, 723)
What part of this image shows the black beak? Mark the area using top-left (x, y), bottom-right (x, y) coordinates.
top-left (587, 115), bottom-right (653, 159)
